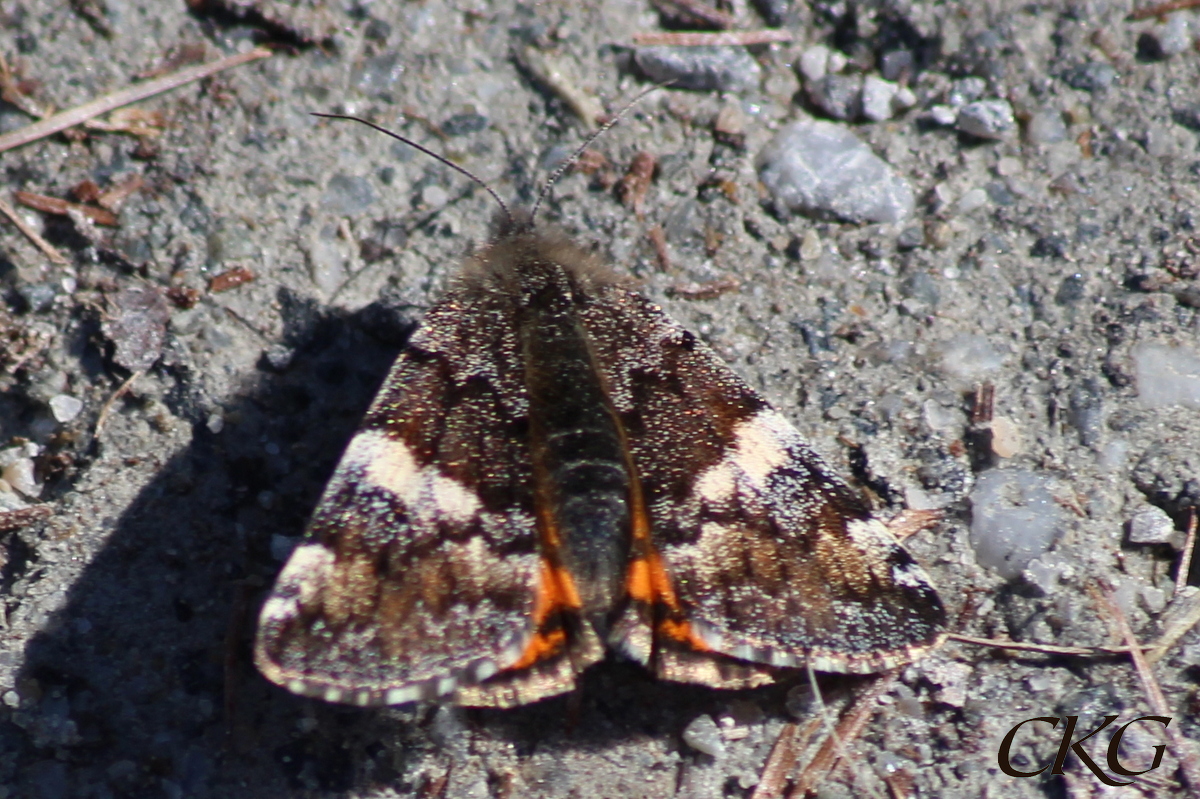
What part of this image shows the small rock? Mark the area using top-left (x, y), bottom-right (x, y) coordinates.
top-left (1134, 342), bottom-right (1200, 409)
top-left (102, 285), bottom-right (170, 372)
top-left (1026, 109), bottom-right (1068, 144)
top-left (18, 283), bottom-right (58, 313)
top-left (1063, 62), bottom-right (1116, 92)
top-left (756, 117), bottom-right (914, 224)
top-left (1030, 234), bottom-right (1070, 259)
top-left (880, 49), bottom-right (914, 82)
top-left (634, 46), bottom-right (761, 93)
top-left (682, 714), bottom-right (725, 757)
top-left (440, 112), bottom-right (488, 137)
top-left (320, 173), bottom-right (376, 215)
top-left (1127, 507), bottom-right (1177, 545)
top-left (861, 75), bottom-right (899, 122)
top-left (956, 187), bottom-right (988, 215)
top-left (712, 103), bottom-right (746, 148)
top-left (354, 52), bottom-right (404, 96)
top-left (807, 74), bottom-right (862, 120)
top-left (970, 469), bottom-right (1065, 579)
top-left (947, 76), bottom-right (987, 106)
top-left (1068, 377), bottom-right (1105, 448)
top-left (936, 334), bottom-right (1005, 380)
top-left (798, 44), bottom-right (831, 83)
top-left (928, 104), bottom-right (957, 126)
top-left (956, 100), bottom-right (1016, 140)
top-left (989, 416), bottom-right (1023, 458)
top-left (892, 85), bottom-right (917, 113)
top-left (923, 660), bottom-right (973, 708)
top-left (798, 229), bottom-right (821, 260)
top-left (896, 226), bottom-right (924, 250)
top-left (1, 456), bottom-right (40, 498)
top-left (207, 216), bottom-right (257, 266)
top-left (1157, 12), bottom-right (1194, 57)
top-left (48, 394), bottom-right (83, 423)
top-left (262, 344), bottom-right (295, 372)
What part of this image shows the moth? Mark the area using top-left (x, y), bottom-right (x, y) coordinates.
top-left (254, 116), bottom-right (946, 707)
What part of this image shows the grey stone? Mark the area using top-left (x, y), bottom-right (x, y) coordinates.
top-left (634, 46), bottom-right (761, 93)
top-left (956, 100), bottom-right (1016, 140)
top-left (757, 118), bottom-right (914, 224)
top-left (1127, 506), bottom-right (1177, 545)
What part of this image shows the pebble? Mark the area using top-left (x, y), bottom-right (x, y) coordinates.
top-left (1026, 109), bottom-right (1068, 144)
top-left (440, 112), bottom-right (488, 136)
top-left (48, 394), bottom-right (83, 423)
top-left (756, 117), bottom-right (914, 224)
top-left (955, 187), bottom-right (988, 215)
top-left (320, 173), bottom-right (376, 215)
top-left (955, 99), bottom-right (1016, 140)
top-left (881, 49), bottom-right (914, 82)
top-left (0, 443), bottom-right (41, 498)
top-left (861, 75), bottom-right (899, 122)
top-left (969, 469), bottom-right (1065, 579)
top-left (928, 104), bottom-right (957, 126)
top-left (1157, 12), bottom-right (1194, 57)
top-left (682, 714), bottom-right (725, 757)
top-left (798, 44), bottom-right (831, 83)
top-left (1134, 342), bottom-right (1200, 408)
top-left (1068, 378), bottom-right (1105, 448)
top-left (798, 229), bottom-right (821, 260)
top-left (206, 217), bottom-right (256, 265)
top-left (947, 76), bottom-right (987, 107)
top-left (807, 74), bottom-right (861, 120)
top-left (634, 46), bottom-right (761, 93)
top-left (1127, 506), bottom-right (1178, 546)
top-left (18, 283), bottom-right (57, 313)
top-left (353, 52), bottom-right (404, 96)
top-left (1063, 62), bottom-right (1116, 92)
top-left (936, 334), bottom-right (1004, 380)
top-left (989, 416), bottom-right (1023, 458)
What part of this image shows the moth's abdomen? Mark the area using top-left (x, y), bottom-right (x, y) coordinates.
top-left (518, 261), bottom-right (631, 630)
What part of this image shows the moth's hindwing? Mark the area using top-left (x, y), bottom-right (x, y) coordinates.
top-left (253, 293), bottom-right (603, 708)
top-left (582, 288), bottom-right (947, 682)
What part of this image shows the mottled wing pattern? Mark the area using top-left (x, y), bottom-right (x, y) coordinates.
top-left (580, 287), bottom-right (946, 682)
top-left (254, 292), bottom-right (601, 707)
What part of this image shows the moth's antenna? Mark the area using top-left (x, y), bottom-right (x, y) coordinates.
top-left (529, 83), bottom-right (667, 223)
top-left (311, 112), bottom-right (511, 226)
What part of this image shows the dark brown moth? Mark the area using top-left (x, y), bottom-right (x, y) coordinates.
top-left (254, 116), bottom-right (946, 708)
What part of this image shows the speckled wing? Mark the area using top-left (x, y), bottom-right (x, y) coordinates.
top-left (580, 287), bottom-right (946, 683)
top-left (254, 291), bottom-right (601, 708)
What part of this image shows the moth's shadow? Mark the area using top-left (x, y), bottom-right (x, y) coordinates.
top-left (12, 290), bottom-right (796, 796)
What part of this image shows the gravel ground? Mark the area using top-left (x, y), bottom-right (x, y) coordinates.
top-left (2, 1), bottom-right (1200, 797)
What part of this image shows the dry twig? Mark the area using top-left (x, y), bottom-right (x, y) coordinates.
top-left (1129, 0), bottom-right (1200, 20)
top-left (0, 47), bottom-right (272, 154)
top-left (15, 190), bottom-right (120, 226)
top-left (94, 370), bottom-right (143, 438)
top-left (633, 30), bottom-right (794, 46)
top-left (787, 673), bottom-right (898, 797)
top-left (947, 632), bottom-right (1151, 658)
top-left (1177, 508), bottom-right (1197, 598)
top-left (1096, 581), bottom-right (1200, 796)
top-left (751, 718), bottom-right (821, 799)
top-left (0, 195), bottom-right (69, 265)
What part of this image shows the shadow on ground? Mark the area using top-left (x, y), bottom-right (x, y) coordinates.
top-left (10, 290), bottom-right (814, 797)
